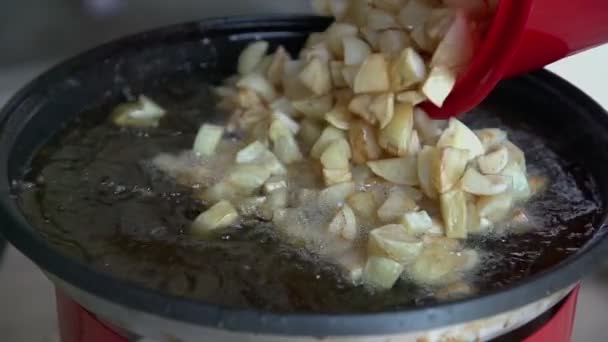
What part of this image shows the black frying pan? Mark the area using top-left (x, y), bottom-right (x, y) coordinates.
top-left (0, 16), bottom-right (607, 336)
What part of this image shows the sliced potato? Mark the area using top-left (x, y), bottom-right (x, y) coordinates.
top-left (347, 191), bottom-right (378, 220)
top-left (501, 161), bottom-right (531, 201)
top-left (330, 61), bottom-right (348, 88)
top-left (343, 36), bottom-right (372, 66)
top-left (236, 196), bottom-right (267, 216)
top-left (397, 90), bottom-right (426, 105)
top-left (377, 191), bottom-right (418, 223)
top-left (368, 224), bottom-right (423, 264)
top-left (236, 73), bottom-right (276, 102)
top-left (351, 164), bottom-right (374, 186)
top-left (398, 0), bottom-right (433, 30)
top-left (263, 175), bottom-right (287, 194)
top-left (477, 146), bottom-right (509, 175)
top-left (390, 47), bottom-right (427, 91)
top-left (341, 64), bottom-right (360, 89)
top-left (299, 58), bottom-right (332, 96)
top-left (336, 249), bottom-right (366, 285)
top-left (360, 27), bottom-right (381, 50)
top-left (366, 8), bottom-right (400, 30)
top-left (227, 164), bottom-right (272, 193)
top-left (192, 201), bottom-right (238, 236)
top-left (477, 192), bottom-right (513, 222)
top-left (378, 30), bottom-right (410, 56)
top-left (267, 46), bottom-right (291, 86)
top-left (326, 23), bottom-right (359, 57)
top-left (475, 128), bottom-right (508, 152)
top-left (363, 256), bottom-right (405, 289)
top-left (319, 182), bottom-right (356, 207)
top-left (349, 120), bottom-right (382, 164)
top-left (432, 147), bottom-right (469, 193)
top-left (235, 141), bottom-right (286, 176)
top-left (353, 54), bottom-right (391, 94)
top-left (417, 145), bottom-right (440, 199)
top-left (504, 141), bottom-right (526, 170)
top-left (193, 124), bottom-right (224, 157)
top-left (407, 130), bottom-right (422, 156)
top-left (368, 157), bottom-right (419, 185)
top-left (369, 92), bottom-right (395, 128)
top-left (273, 135), bottom-right (304, 164)
top-left (414, 108), bottom-right (445, 144)
top-left (325, 105), bottom-right (353, 130)
top-left (440, 189), bottom-right (467, 239)
top-left (411, 25), bottom-right (436, 53)
top-left (320, 138), bottom-right (352, 170)
top-left (111, 95), bottom-right (166, 128)
top-left (282, 60), bottom-right (313, 100)
top-left (379, 103), bottom-right (414, 156)
top-left (200, 181), bottom-right (244, 204)
top-left (300, 42), bottom-right (333, 63)
top-left (461, 167), bottom-right (510, 196)
top-left (292, 94), bottom-right (334, 119)
top-left (431, 11), bottom-right (475, 74)
top-left (421, 66), bottom-right (456, 107)
top-left (323, 168), bottom-right (353, 185)
top-left (311, 126), bottom-right (346, 158)
top-left (237, 41), bottom-right (269, 75)
top-left (437, 118), bottom-right (485, 160)
top-left (435, 281), bottom-right (474, 300)
top-left (328, 0), bottom-right (350, 19)
top-left (348, 94), bottom-right (375, 124)
top-left (401, 210), bottom-right (433, 235)
top-left (270, 97), bottom-right (296, 117)
top-left (299, 119), bottom-right (324, 151)
top-left (328, 204), bottom-right (358, 240)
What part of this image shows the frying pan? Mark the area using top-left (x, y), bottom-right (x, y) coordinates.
top-left (1, 16), bottom-right (608, 341)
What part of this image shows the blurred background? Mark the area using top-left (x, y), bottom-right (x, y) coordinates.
top-left (1, 1), bottom-right (607, 341)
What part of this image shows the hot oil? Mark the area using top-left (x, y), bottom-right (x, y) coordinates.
top-left (16, 78), bottom-right (601, 313)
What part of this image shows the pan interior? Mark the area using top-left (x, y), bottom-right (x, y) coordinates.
top-left (6, 22), bottom-right (606, 314)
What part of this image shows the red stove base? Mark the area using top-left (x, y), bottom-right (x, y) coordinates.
top-left (56, 288), bottom-right (579, 342)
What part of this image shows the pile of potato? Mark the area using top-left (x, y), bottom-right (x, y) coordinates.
top-left (114, 1), bottom-right (542, 292)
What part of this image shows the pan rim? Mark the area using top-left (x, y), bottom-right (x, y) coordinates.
top-left (0, 15), bottom-right (607, 336)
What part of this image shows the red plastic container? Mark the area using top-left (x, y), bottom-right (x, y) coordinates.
top-left (56, 288), bottom-right (580, 342)
top-left (423, 0), bottom-right (608, 118)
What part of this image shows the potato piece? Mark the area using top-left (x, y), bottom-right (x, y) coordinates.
top-left (299, 58), bottom-right (332, 96)
top-left (238, 41), bottom-right (269, 75)
top-left (431, 11), bottom-right (476, 75)
top-left (461, 167), bottom-right (510, 196)
top-left (378, 30), bottom-right (410, 56)
top-left (475, 128), bottom-right (508, 152)
top-left (282, 60), bottom-right (313, 100)
top-left (417, 145), bottom-right (440, 199)
top-left (263, 175), bottom-right (287, 194)
top-left (369, 93), bottom-right (395, 129)
top-left (397, 91), bottom-right (426, 105)
top-left (193, 124), bottom-right (224, 157)
top-left (398, 0), bottom-right (433, 30)
top-left (328, 0), bottom-right (349, 19)
top-left (234, 88), bottom-right (263, 108)
top-left (321, 138), bottom-right (352, 170)
top-left (201, 181), bottom-right (245, 203)
top-left (347, 192), bottom-right (378, 220)
top-left (261, 187), bottom-right (289, 218)
top-left (477, 192), bottom-right (513, 222)
top-left (311, 0), bottom-right (331, 15)
top-left (433, 147), bottom-right (468, 193)
top-left (348, 94), bottom-right (376, 124)
top-left (330, 61), bottom-right (348, 88)
top-left (354, 54), bottom-right (390, 93)
top-left (267, 46), bottom-right (291, 86)
top-left (236, 196), bottom-right (267, 216)
top-left (336, 249), bottom-right (366, 285)
top-left (360, 27), bottom-right (381, 50)
top-left (440, 189), bottom-right (467, 239)
top-left (368, 157), bottom-right (419, 185)
top-left (269, 119), bottom-right (303, 164)
top-left (236, 73), bottom-right (276, 102)
top-left (300, 42), bottom-right (333, 63)
top-left (319, 182), bottom-right (356, 207)
top-left (111, 95), bottom-right (166, 128)
top-left (272, 110), bottom-right (300, 135)
top-left (435, 281), bottom-right (474, 300)
top-left (311, 126), bottom-right (346, 158)
top-left (501, 161), bottom-right (531, 201)
top-left (411, 25), bottom-right (436, 53)
top-left (235, 141), bottom-right (286, 176)
top-left (326, 23), bottom-right (359, 57)
top-left (465, 197), bottom-right (489, 234)
top-left (372, 0), bottom-right (404, 12)
top-left (227, 164), bottom-right (272, 193)
top-left (351, 164), bottom-right (374, 186)
top-left (390, 47), bottom-right (427, 91)
top-left (425, 8), bottom-right (455, 42)
top-left (349, 120), bottom-right (382, 164)
top-left (324, 105), bottom-right (353, 130)
top-left (323, 168), bottom-right (353, 185)
top-left (409, 242), bottom-right (466, 285)
top-left (299, 119), bottom-right (324, 151)
top-left (407, 130), bottom-right (422, 156)
top-left (342, 36), bottom-right (372, 66)
top-left (377, 192), bottom-right (418, 223)
top-left (341, 64), bottom-right (360, 89)
top-left (414, 107), bottom-right (445, 145)
top-left (192, 201), bottom-right (238, 236)
top-left (504, 141), bottom-right (526, 170)
top-left (363, 256), bottom-right (405, 289)
top-left (328, 204), bottom-right (358, 241)
top-left (345, 0), bottom-right (371, 26)
top-left (368, 224), bottom-right (423, 263)
top-left (379, 103), bottom-right (414, 156)
top-left (367, 8), bottom-right (400, 30)
top-left (270, 97), bottom-right (296, 117)
top-left (401, 210), bottom-right (433, 235)
top-left (437, 118), bottom-right (485, 160)
top-left (292, 94), bottom-right (334, 119)
top-left (478, 146), bottom-right (509, 174)
top-left (421, 66), bottom-right (456, 107)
